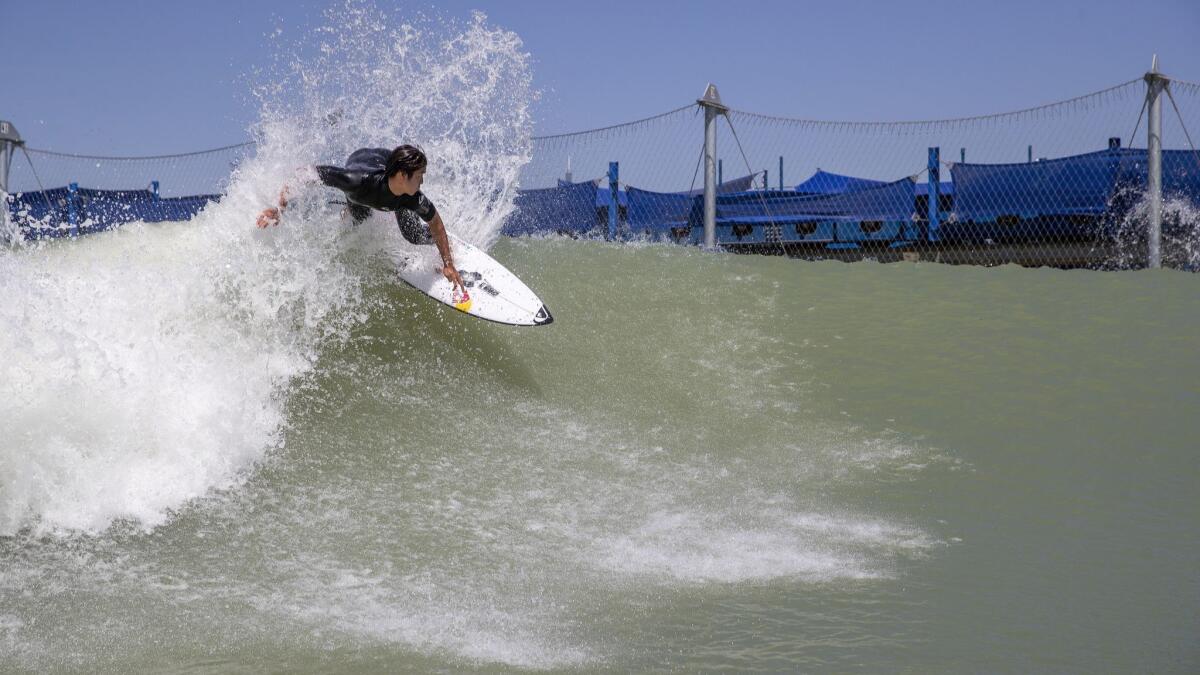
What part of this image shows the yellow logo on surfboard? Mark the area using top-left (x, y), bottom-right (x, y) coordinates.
top-left (452, 287), bottom-right (472, 312)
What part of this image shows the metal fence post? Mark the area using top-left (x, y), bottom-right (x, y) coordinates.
top-left (778, 156), bottom-right (784, 191)
top-left (698, 84), bottom-right (728, 250)
top-left (928, 147), bottom-right (941, 242)
top-left (607, 161), bottom-right (618, 240)
top-left (68, 182), bottom-right (79, 236)
top-left (0, 120), bottom-right (21, 244)
top-left (1145, 56), bottom-right (1167, 269)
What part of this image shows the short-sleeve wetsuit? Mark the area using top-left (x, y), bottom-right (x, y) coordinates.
top-left (316, 147), bottom-right (436, 245)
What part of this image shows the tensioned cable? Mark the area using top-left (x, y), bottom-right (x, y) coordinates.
top-left (532, 104), bottom-right (697, 142)
top-left (729, 78), bottom-right (1142, 129)
top-left (24, 141), bottom-right (255, 161)
top-left (1165, 85), bottom-right (1200, 173)
top-left (1127, 93), bottom-right (1149, 150)
top-left (1120, 80), bottom-right (1200, 179)
top-left (18, 147), bottom-right (55, 212)
top-left (687, 142), bottom-right (704, 195)
top-left (723, 114), bottom-right (788, 256)
top-left (23, 108), bottom-right (700, 157)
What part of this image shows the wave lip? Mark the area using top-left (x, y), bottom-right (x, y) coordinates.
top-left (0, 3), bottom-right (535, 537)
top-left (0, 228), bottom-right (286, 536)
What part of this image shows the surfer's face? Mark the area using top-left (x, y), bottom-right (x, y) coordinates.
top-left (389, 167), bottom-right (425, 196)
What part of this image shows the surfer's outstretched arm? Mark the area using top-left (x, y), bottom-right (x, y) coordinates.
top-left (256, 187), bottom-right (288, 228)
top-left (428, 212), bottom-right (464, 290)
top-left (256, 167), bottom-right (326, 228)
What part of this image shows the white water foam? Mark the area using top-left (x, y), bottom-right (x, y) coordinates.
top-left (252, 1), bottom-right (532, 249)
top-left (593, 509), bottom-right (935, 584)
top-left (0, 1), bottom-right (533, 536)
top-left (1105, 190), bottom-right (1200, 270)
top-left (252, 553), bottom-right (594, 669)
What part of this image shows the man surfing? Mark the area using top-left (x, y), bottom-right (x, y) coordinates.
top-left (256, 144), bottom-right (464, 290)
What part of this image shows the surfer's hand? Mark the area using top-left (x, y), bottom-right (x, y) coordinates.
top-left (442, 263), bottom-right (464, 290)
top-left (256, 207), bottom-right (281, 228)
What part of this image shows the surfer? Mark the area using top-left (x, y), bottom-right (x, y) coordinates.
top-left (256, 145), bottom-right (464, 290)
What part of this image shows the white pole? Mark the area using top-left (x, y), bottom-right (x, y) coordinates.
top-left (1145, 57), bottom-right (1166, 269)
top-left (0, 120), bottom-right (22, 245)
top-left (0, 143), bottom-right (9, 194)
top-left (697, 84), bottom-right (728, 250)
top-left (0, 143), bottom-right (9, 244)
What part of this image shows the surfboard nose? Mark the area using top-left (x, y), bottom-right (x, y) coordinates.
top-left (534, 305), bottom-right (554, 325)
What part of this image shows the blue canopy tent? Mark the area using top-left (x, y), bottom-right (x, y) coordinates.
top-left (794, 170), bottom-right (886, 195)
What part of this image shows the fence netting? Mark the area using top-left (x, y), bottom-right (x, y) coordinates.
top-left (5, 77), bottom-right (1199, 269)
top-left (4, 143), bottom-right (252, 239)
top-left (511, 76), bottom-right (1200, 270)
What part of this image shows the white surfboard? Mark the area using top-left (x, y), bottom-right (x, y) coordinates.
top-left (392, 232), bottom-right (553, 327)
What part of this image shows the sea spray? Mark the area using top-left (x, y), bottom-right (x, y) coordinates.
top-left (0, 2), bottom-right (534, 536)
top-left (251, 1), bottom-right (533, 249)
top-left (1104, 192), bottom-right (1200, 270)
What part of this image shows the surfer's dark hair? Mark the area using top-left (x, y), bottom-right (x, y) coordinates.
top-left (385, 145), bottom-right (427, 178)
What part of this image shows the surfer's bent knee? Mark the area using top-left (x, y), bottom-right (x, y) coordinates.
top-left (397, 211), bottom-right (434, 245)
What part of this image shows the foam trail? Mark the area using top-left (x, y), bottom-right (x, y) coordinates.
top-left (0, 2), bottom-right (533, 536)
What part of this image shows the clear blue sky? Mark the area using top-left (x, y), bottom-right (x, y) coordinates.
top-left (5, 0), bottom-right (1199, 156)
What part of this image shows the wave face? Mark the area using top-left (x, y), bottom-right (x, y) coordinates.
top-left (0, 2), bottom-right (533, 537)
top-left (3, 236), bottom-right (1198, 671)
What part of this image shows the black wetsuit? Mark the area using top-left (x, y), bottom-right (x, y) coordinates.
top-left (316, 148), bottom-right (436, 245)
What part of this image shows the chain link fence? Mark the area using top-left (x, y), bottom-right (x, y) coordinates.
top-left (4, 75), bottom-right (1199, 268)
top-left (3, 142), bottom-right (252, 239)
top-left (511, 74), bottom-right (1200, 270)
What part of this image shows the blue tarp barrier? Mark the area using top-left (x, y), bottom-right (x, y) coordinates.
top-left (503, 180), bottom-right (600, 236)
top-left (625, 174), bottom-right (757, 240)
top-left (945, 148), bottom-right (1200, 242)
top-left (8, 187), bottom-right (217, 239)
top-left (557, 178), bottom-right (629, 208)
top-left (951, 149), bottom-right (1122, 220)
top-left (1113, 149), bottom-right (1200, 205)
top-left (139, 195), bottom-right (220, 222)
top-left (509, 174), bottom-right (759, 239)
top-left (915, 181), bottom-right (955, 196)
top-left (626, 188), bottom-right (694, 240)
top-left (14, 146), bottom-right (1195, 249)
top-left (593, 186), bottom-right (628, 209)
